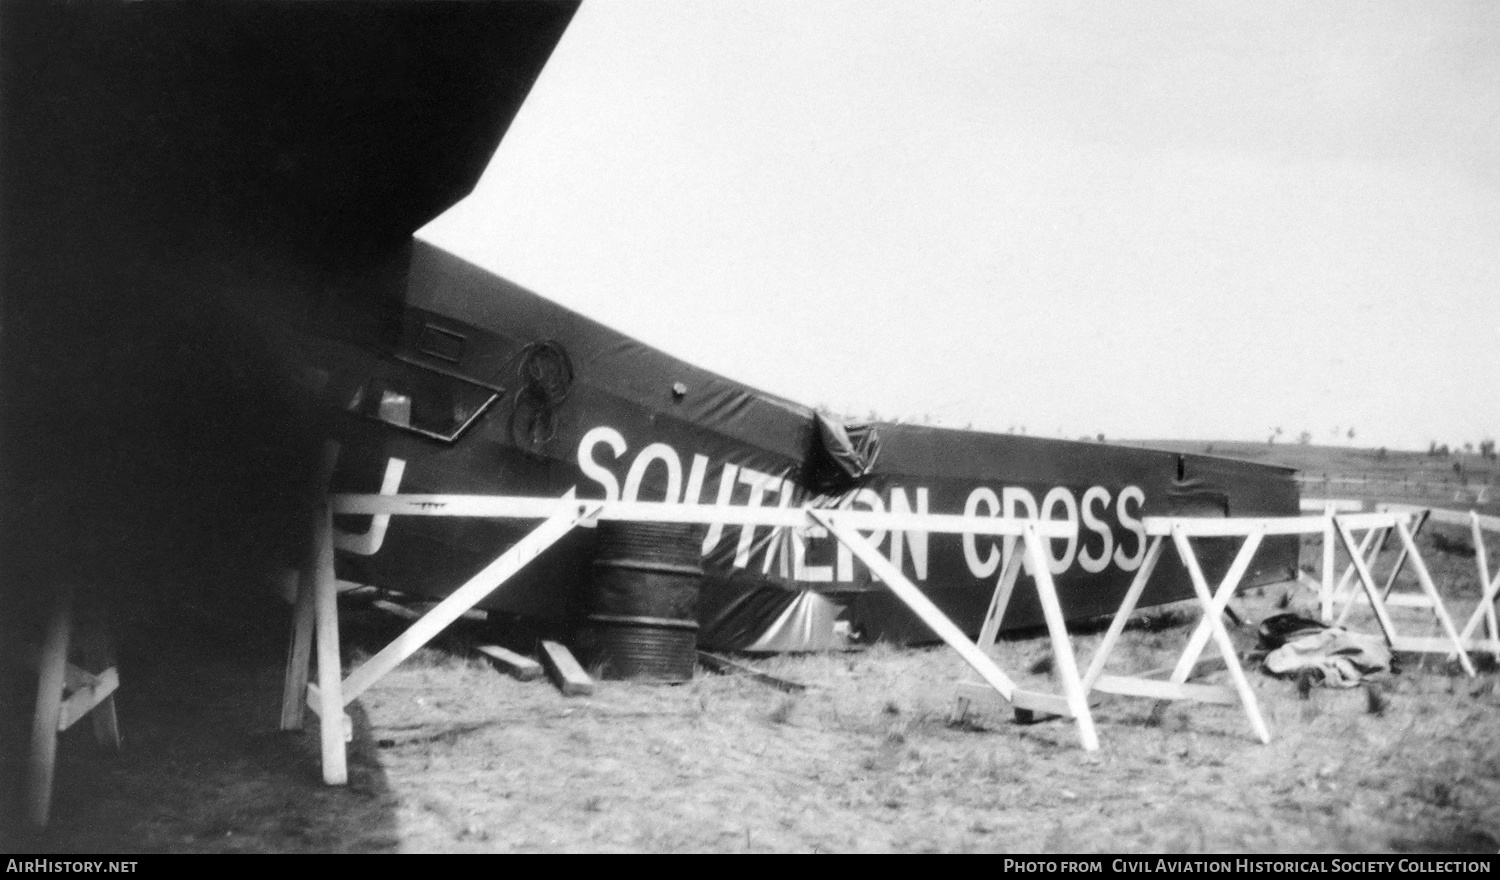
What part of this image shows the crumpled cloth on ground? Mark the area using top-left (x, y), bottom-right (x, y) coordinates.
top-left (1264, 627), bottom-right (1392, 687)
top-left (1257, 613), bottom-right (1327, 650)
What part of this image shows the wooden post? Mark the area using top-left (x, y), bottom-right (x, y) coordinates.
top-left (1321, 510), bottom-right (1336, 622)
top-left (1459, 512), bottom-right (1500, 659)
top-left (27, 585), bottom-right (74, 828)
top-left (281, 442), bottom-right (339, 730)
top-left (280, 507), bottom-right (321, 730)
top-left (311, 503), bottom-right (348, 785)
top-left (1473, 511), bottom-right (1491, 629)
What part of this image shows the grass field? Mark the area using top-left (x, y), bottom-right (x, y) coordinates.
top-left (4, 442), bottom-right (1498, 854)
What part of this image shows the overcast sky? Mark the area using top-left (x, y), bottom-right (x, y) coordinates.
top-left (420, 0), bottom-right (1500, 452)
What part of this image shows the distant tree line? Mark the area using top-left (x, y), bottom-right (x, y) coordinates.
top-left (1427, 439), bottom-right (1497, 460)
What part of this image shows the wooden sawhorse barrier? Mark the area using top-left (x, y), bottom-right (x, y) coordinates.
top-left (281, 494), bottom-right (1099, 784)
top-left (1370, 505), bottom-right (1500, 661)
top-left (1071, 516), bottom-right (1328, 743)
top-left (26, 586), bottom-right (123, 828)
top-left (1326, 510), bottom-right (1478, 675)
top-left (1323, 508), bottom-right (1426, 623)
top-left (948, 533), bottom-right (1111, 728)
top-left (1457, 510), bottom-right (1500, 659)
top-left (1067, 511), bottom-right (1476, 744)
top-left (1299, 500), bottom-right (1499, 664)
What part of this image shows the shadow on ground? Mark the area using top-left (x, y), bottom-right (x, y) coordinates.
top-left (1, 587), bottom-right (399, 854)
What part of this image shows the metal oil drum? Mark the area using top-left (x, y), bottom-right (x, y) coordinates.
top-left (574, 521), bottom-right (704, 682)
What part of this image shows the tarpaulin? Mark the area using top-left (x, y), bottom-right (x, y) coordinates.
top-left (323, 242), bottom-right (1301, 650)
top-left (1265, 629), bottom-right (1392, 687)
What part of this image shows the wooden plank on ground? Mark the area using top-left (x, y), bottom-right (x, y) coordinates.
top-left (952, 681), bottom-right (1022, 717)
top-left (540, 640), bottom-right (594, 696)
top-left (1009, 687), bottom-right (1079, 717)
top-left (697, 650), bottom-right (807, 693)
top-left (476, 644), bottom-right (543, 681)
top-left (1091, 674), bottom-right (1237, 705)
top-left (953, 681), bottom-right (1097, 718)
top-left (951, 681), bottom-right (1018, 719)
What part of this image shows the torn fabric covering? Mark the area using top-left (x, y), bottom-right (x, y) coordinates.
top-left (804, 412), bottom-right (881, 493)
top-left (328, 242), bottom-right (1301, 651)
top-left (1265, 628), bottom-right (1392, 687)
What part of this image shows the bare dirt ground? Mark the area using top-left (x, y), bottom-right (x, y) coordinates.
top-left (5, 519), bottom-right (1498, 854)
